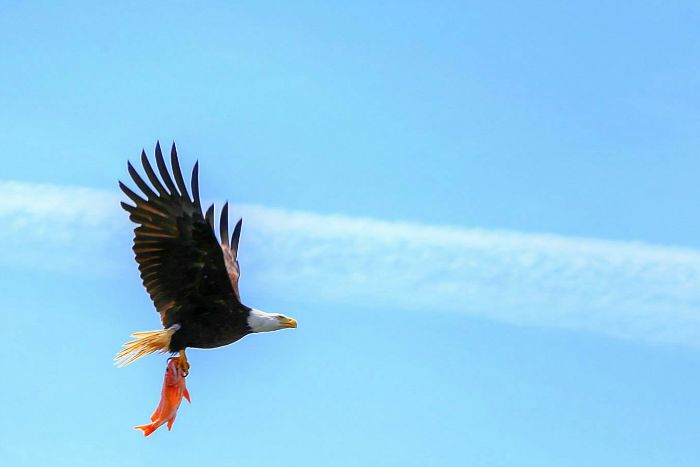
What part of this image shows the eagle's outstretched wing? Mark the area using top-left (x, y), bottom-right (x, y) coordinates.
top-left (119, 142), bottom-right (244, 328)
top-left (217, 202), bottom-right (243, 302)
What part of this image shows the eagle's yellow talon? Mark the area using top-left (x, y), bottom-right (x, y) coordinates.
top-left (178, 350), bottom-right (190, 376)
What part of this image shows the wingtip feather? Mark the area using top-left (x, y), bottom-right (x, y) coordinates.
top-left (231, 218), bottom-right (242, 252)
top-left (220, 202), bottom-right (229, 246)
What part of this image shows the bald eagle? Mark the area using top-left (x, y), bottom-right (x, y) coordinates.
top-left (115, 142), bottom-right (297, 374)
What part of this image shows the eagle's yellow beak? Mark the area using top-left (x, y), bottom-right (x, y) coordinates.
top-left (279, 317), bottom-right (298, 329)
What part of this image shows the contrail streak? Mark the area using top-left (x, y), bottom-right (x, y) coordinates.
top-left (2, 180), bottom-right (699, 347)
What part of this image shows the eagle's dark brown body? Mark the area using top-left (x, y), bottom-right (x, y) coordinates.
top-left (168, 302), bottom-right (253, 351)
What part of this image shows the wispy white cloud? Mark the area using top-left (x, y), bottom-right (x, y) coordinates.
top-left (0, 181), bottom-right (125, 273)
top-left (2, 180), bottom-right (700, 347)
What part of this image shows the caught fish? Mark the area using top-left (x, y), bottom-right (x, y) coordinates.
top-left (135, 357), bottom-right (191, 436)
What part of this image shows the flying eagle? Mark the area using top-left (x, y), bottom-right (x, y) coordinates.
top-left (115, 142), bottom-right (297, 374)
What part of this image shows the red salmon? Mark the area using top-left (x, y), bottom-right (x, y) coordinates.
top-left (135, 357), bottom-right (190, 436)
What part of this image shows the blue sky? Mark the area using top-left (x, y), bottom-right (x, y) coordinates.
top-left (2, 1), bottom-right (700, 466)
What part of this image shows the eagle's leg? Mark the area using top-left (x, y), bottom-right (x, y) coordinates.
top-left (178, 350), bottom-right (190, 377)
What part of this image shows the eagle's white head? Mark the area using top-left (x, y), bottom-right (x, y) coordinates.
top-left (247, 308), bottom-right (298, 333)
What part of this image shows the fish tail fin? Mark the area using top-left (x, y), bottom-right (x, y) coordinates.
top-left (114, 324), bottom-right (180, 367)
top-left (134, 423), bottom-right (158, 437)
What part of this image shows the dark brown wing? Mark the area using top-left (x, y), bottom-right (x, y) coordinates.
top-left (119, 142), bottom-right (243, 328)
top-left (219, 201), bottom-right (243, 301)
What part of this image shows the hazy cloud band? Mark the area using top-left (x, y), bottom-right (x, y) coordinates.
top-left (2, 180), bottom-right (699, 347)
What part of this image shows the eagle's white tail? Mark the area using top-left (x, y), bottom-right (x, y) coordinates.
top-left (114, 324), bottom-right (180, 367)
